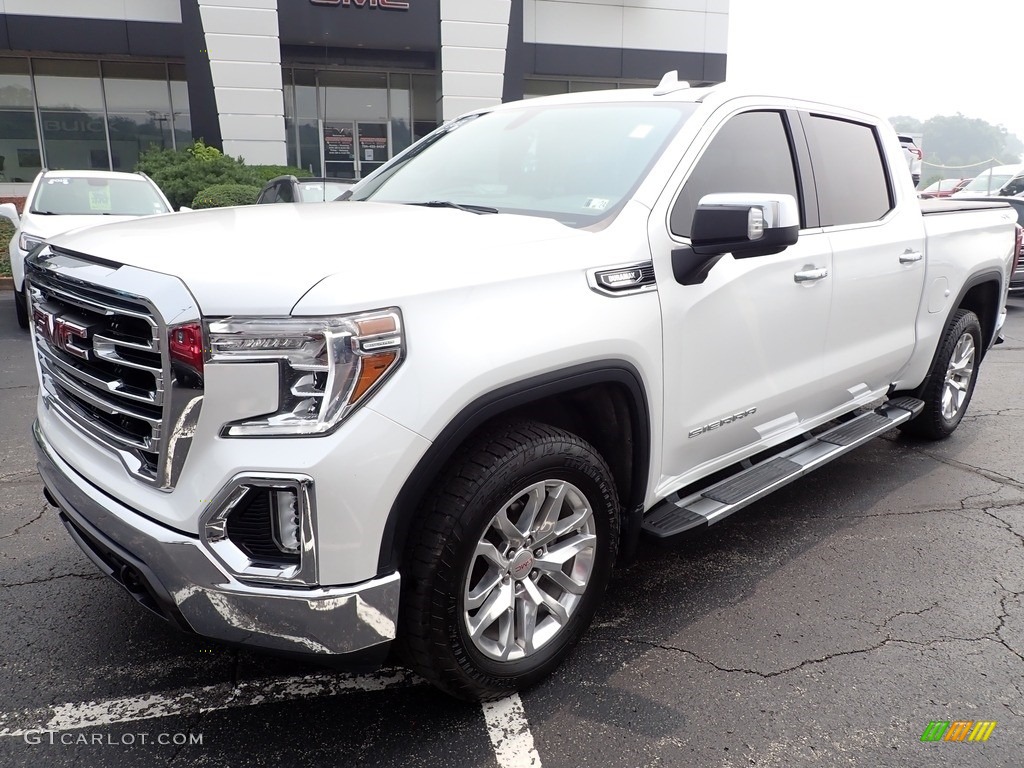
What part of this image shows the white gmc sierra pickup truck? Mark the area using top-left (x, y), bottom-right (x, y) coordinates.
top-left (25, 75), bottom-right (1018, 701)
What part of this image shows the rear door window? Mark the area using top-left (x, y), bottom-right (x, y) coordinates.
top-left (670, 111), bottom-right (800, 238)
top-left (803, 114), bottom-right (893, 227)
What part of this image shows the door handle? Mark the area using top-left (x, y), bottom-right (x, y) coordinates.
top-left (793, 267), bottom-right (829, 283)
top-left (899, 250), bottom-right (924, 264)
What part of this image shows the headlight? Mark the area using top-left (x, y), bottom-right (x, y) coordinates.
top-left (206, 308), bottom-right (404, 436)
top-left (18, 233), bottom-right (44, 253)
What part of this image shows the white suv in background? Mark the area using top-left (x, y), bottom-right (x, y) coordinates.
top-left (0, 170), bottom-right (174, 328)
top-left (952, 164), bottom-right (1024, 198)
top-left (898, 134), bottom-right (923, 187)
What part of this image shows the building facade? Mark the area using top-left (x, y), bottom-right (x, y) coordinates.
top-left (0, 0), bottom-right (728, 188)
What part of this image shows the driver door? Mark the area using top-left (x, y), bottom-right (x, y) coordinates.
top-left (651, 109), bottom-right (835, 491)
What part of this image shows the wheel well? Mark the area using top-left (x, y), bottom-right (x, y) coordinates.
top-left (959, 279), bottom-right (999, 352)
top-left (378, 365), bottom-right (651, 576)
top-left (499, 383), bottom-right (637, 509)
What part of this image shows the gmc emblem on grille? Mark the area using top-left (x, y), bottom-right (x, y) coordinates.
top-left (33, 307), bottom-right (92, 360)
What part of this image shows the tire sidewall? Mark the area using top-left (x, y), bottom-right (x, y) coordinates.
top-left (931, 310), bottom-right (982, 435)
top-left (437, 443), bottom-right (618, 690)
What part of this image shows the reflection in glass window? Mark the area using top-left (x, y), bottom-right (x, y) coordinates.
top-left (389, 73), bottom-right (411, 157)
top-left (169, 65), bottom-right (192, 150)
top-left (103, 62), bottom-right (174, 170)
top-left (35, 60), bottom-right (108, 170)
top-left (0, 59), bottom-right (42, 181)
top-left (411, 74), bottom-right (438, 142)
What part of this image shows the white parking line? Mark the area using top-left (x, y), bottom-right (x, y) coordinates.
top-left (483, 694), bottom-right (543, 768)
top-left (0, 668), bottom-right (418, 737)
top-left (0, 668), bottom-right (544, 766)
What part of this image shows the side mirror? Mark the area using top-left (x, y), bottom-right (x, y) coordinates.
top-left (690, 193), bottom-right (799, 257)
top-left (0, 202), bottom-right (20, 227)
top-left (178, 206), bottom-right (193, 213)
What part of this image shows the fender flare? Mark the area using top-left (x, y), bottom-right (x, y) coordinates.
top-left (376, 361), bottom-right (652, 575)
top-left (901, 268), bottom-right (1004, 397)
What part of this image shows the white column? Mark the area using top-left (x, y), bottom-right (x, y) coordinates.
top-left (198, 0), bottom-right (286, 164)
top-left (439, 0), bottom-right (511, 121)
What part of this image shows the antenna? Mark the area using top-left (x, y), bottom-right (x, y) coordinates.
top-left (654, 71), bottom-right (691, 96)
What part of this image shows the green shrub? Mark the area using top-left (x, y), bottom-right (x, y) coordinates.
top-left (191, 184), bottom-right (260, 209)
top-left (0, 218), bottom-right (13, 277)
top-left (137, 140), bottom-right (256, 209)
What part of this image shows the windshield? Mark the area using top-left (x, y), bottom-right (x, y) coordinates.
top-left (351, 102), bottom-right (696, 226)
top-left (31, 176), bottom-right (170, 216)
top-left (299, 181), bottom-right (352, 202)
top-left (962, 171), bottom-right (1015, 194)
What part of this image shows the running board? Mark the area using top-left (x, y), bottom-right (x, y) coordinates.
top-left (642, 397), bottom-right (924, 541)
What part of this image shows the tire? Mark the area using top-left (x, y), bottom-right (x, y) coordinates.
top-left (900, 308), bottom-right (982, 439)
top-left (14, 287), bottom-right (29, 329)
top-left (399, 421), bottom-right (620, 701)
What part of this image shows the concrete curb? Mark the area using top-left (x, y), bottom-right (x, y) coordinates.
top-left (0, 276), bottom-right (13, 291)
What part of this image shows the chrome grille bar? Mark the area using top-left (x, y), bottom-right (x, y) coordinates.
top-left (25, 246), bottom-right (204, 491)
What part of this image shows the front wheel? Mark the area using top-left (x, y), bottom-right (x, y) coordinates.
top-left (900, 308), bottom-right (982, 439)
top-left (399, 421), bottom-right (620, 701)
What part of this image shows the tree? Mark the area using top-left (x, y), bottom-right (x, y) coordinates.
top-left (890, 114), bottom-right (1023, 179)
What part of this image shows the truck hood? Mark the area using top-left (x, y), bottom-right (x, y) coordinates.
top-left (46, 202), bottom-right (586, 315)
top-left (21, 212), bottom-right (147, 241)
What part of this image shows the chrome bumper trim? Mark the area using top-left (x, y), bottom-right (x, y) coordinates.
top-left (34, 420), bottom-right (399, 657)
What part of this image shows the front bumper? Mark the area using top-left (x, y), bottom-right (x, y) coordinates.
top-left (34, 420), bottom-right (400, 661)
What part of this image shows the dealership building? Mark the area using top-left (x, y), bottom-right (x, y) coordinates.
top-left (0, 0), bottom-right (728, 189)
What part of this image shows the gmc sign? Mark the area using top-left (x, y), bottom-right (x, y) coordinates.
top-left (310, 0), bottom-right (411, 8)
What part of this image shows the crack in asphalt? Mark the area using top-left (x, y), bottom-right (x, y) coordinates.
top-left (0, 572), bottom-right (104, 589)
top-left (897, 447), bottom-right (1024, 492)
top-left (880, 602), bottom-right (940, 628)
top-left (619, 585), bottom-right (1024, 681)
top-left (0, 504), bottom-right (47, 540)
top-left (0, 384), bottom-right (35, 392)
top-left (0, 469), bottom-right (36, 484)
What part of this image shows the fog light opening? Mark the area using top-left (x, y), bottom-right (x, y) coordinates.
top-left (272, 488), bottom-right (301, 555)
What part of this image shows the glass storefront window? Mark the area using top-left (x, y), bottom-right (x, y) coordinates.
top-left (103, 62), bottom-right (175, 170)
top-left (411, 74), bottom-right (438, 142)
top-left (34, 59), bottom-right (108, 170)
top-left (389, 73), bottom-right (411, 157)
top-left (523, 79), bottom-right (569, 99)
top-left (169, 65), bottom-right (192, 151)
top-left (292, 69), bottom-right (320, 175)
top-left (0, 59), bottom-right (42, 182)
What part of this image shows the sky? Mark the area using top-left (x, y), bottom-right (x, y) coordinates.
top-left (726, 0), bottom-right (1024, 148)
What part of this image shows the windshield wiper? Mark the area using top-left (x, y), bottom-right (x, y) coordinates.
top-left (29, 210), bottom-right (59, 215)
top-left (408, 200), bottom-right (498, 214)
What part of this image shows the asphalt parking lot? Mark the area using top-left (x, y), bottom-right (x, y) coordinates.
top-left (1, 291), bottom-right (1023, 768)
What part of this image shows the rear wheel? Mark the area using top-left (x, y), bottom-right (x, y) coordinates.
top-left (14, 287), bottom-right (28, 329)
top-left (900, 308), bottom-right (982, 439)
top-left (399, 421), bottom-right (619, 701)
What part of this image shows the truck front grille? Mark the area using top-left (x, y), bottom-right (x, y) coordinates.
top-left (26, 247), bottom-right (204, 490)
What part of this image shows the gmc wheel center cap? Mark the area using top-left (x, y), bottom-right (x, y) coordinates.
top-left (510, 550), bottom-right (535, 580)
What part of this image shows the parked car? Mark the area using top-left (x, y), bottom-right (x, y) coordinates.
top-left (996, 171), bottom-right (1024, 197)
top-left (256, 175), bottom-right (353, 204)
top-left (954, 195), bottom-right (1024, 291)
top-left (918, 177), bottom-right (971, 198)
top-left (952, 164), bottom-right (1024, 197)
top-left (26, 77), bottom-right (1016, 701)
top-left (0, 170), bottom-right (175, 329)
top-left (898, 134), bottom-right (923, 186)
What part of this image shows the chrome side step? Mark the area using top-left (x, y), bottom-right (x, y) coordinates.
top-left (642, 397), bottom-right (924, 540)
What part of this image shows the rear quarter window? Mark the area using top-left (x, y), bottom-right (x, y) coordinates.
top-left (803, 114), bottom-right (893, 227)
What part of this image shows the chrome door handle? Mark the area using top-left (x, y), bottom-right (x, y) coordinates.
top-left (794, 268), bottom-right (829, 283)
top-left (899, 250), bottom-right (923, 264)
